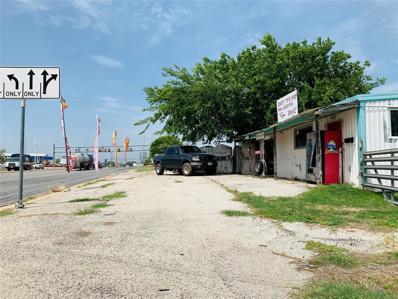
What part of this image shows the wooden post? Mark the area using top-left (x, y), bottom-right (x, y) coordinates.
top-left (233, 140), bottom-right (236, 174)
top-left (273, 127), bottom-right (277, 178)
top-left (315, 114), bottom-right (322, 184)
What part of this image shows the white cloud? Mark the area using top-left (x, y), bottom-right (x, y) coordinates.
top-left (15, 0), bottom-right (49, 12)
top-left (70, 0), bottom-right (111, 33)
top-left (96, 96), bottom-right (143, 115)
top-left (10, 1), bottom-right (190, 41)
top-left (372, 81), bottom-right (398, 93)
top-left (90, 55), bottom-right (124, 68)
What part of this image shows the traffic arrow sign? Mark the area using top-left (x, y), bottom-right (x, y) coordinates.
top-left (41, 70), bottom-right (58, 95)
top-left (7, 74), bottom-right (19, 90)
top-left (27, 69), bottom-right (35, 89)
top-left (0, 67), bottom-right (60, 99)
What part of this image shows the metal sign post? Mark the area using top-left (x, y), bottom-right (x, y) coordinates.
top-left (1, 67), bottom-right (60, 208)
top-left (17, 99), bottom-right (26, 208)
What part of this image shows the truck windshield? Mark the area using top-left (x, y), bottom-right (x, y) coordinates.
top-left (181, 146), bottom-right (202, 153)
top-left (8, 158), bottom-right (19, 162)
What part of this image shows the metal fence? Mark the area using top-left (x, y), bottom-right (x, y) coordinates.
top-left (361, 148), bottom-right (398, 205)
top-left (201, 144), bottom-right (234, 174)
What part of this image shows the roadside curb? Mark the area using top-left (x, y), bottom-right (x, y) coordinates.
top-left (0, 171), bottom-right (131, 212)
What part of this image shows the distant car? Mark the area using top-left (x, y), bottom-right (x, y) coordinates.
top-left (32, 162), bottom-right (44, 170)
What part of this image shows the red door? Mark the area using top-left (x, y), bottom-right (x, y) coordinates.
top-left (324, 131), bottom-right (340, 184)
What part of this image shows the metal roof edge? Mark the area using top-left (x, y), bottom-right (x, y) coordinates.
top-left (238, 93), bottom-right (398, 141)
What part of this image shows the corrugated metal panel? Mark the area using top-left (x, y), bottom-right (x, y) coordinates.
top-left (364, 99), bottom-right (398, 187)
top-left (365, 99), bottom-right (398, 151)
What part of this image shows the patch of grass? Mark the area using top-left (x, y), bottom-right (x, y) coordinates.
top-left (100, 182), bottom-right (114, 188)
top-left (305, 241), bottom-right (357, 268)
top-left (302, 241), bottom-right (398, 297)
top-left (69, 197), bottom-right (98, 203)
top-left (101, 191), bottom-right (127, 201)
top-left (228, 184), bottom-right (398, 230)
top-left (73, 202), bottom-right (109, 216)
top-left (78, 179), bottom-right (105, 188)
top-left (223, 210), bottom-right (251, 217)
top-left (91, 203), bottom-right (109, 209)
top-left (301, 281), bottom-right (397, 299)
top-left (0, 210), bottom-right (14, 217)
top-left (73, 208), bottom-right (96, 216)
top-left (305, 241), bottom-right (345, 254)
top-left (134, 165), bottom-right (153, 173)
top-left (313, 252), bottom-right (358, 268)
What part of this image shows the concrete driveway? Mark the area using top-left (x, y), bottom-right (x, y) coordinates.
top-left (0, 171), bottom-right (391, 299)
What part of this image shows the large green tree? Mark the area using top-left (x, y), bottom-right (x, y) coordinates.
top-left (137, 34), bottom-right (384, 143)
top-left (149, 135), bottom-right (181, 157)
top-left (0, 149), bottom-right (5, 163)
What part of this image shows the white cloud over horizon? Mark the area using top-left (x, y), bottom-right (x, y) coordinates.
top-left (90, 55), bottom-right (124, 68)
top-left (372, 81), bottom-right (398, 93)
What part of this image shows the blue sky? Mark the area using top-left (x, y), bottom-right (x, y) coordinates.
top-left (1, 0), bottom-right (397, 158)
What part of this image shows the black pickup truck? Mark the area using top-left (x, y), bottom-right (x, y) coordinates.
top-left (153, 145), bottom-right (217, 176)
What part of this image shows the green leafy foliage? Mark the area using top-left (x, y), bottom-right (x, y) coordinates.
top-left (137, 34), bottom-right (384, 142)
top-left (0, 148), bottom-right (6, 164)
top-left (149, 135), bottom-right (181, 157)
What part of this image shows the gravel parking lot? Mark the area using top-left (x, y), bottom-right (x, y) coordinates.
top-left (0, 170), bottom-right (395, 299)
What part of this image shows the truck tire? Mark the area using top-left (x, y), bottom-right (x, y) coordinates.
top-left (182, 162), bottom-right (193, 176)
top-left (7, 168), bottom-right (11, 171)
top-left (155, 163), bottom-right (164, 175)
top-left (178, 169), bottom-right (183, 175)
top-left (254, 160), bottom-right (264, 176)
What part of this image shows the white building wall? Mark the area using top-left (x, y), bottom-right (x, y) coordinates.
top-left (365, 99), bottom-right (398, 151)
top-left (320, 108), bottom-right (359, 185)
top-left (273, 100), bottom-right (397, 186)
top-left (364, 99), bottom-right (398, 187)
top-left (276, 126), bottom-right (308, 180)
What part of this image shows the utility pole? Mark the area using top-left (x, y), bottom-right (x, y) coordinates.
top-left (53, 144), bottom-right (55, 168)
top-left (34, 137), bottom-right (37, 163)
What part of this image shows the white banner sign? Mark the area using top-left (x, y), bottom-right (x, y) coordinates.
top-left (0, 67), bottom-right (60, 99)
top-left (276, 90), bottom-right (298, 123)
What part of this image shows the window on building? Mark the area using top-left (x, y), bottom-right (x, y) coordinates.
top-left (294, 126), bottom-right (313, 149)
top-left (391, 109), bottom-right (398, 137)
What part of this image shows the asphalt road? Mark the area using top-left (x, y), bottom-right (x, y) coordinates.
top-left (0, 167), bottom-right (129, 206)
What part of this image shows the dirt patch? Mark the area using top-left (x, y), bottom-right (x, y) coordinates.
top-left (76, 230), bottom-right (92, 237)
top-left (103, 221), bottom-right (117, 226)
